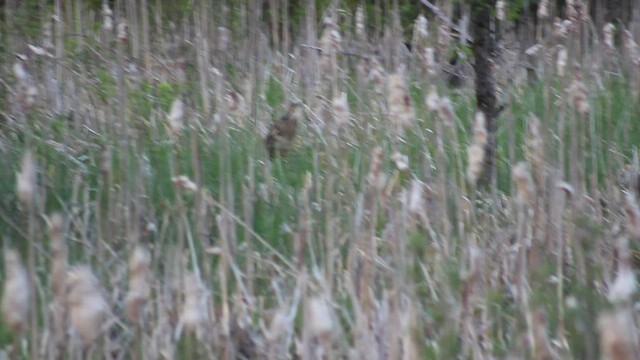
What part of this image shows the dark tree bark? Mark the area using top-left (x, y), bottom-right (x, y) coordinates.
top-left (470, 0), bottom-right (499, 188)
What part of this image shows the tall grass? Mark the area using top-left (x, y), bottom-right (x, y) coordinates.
top-left (1, 1), bottom-right (640, 359)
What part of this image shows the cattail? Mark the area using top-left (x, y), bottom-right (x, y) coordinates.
top-left (13, 61), bottom-right (28, 84)
top-left (49, 213), bottom-right (67, 297)
top-left (388, 74), bottom-right (415, 129)
top-left (525, 114), bottom-right (544, 184)
top-left (599, 309), bottom-right (640, 360)
top-left (438, 24), bottom-right (450, 47)
top-left (425, 85), bottom-right (439, 112)
top-left (66, 266), bottom-right (109, 346)
top-left (531, 309), bottom-right (554, 359)
top-left (623, 30), bottom-right (640, 64)
top-left (305, 296), bottom-right (333, 339)
top-left (332, 91), bottom-right (350, 128)
top-left (124, 245), bottom-right (151, 324)
top-left (117, 22), bottom-right (128, 43)
top-left (496, 1), bottom-right (506, 21)
top-left (167, 98), bottom-right (184, 136)
top-left (608, 237), bottom-right (636, 303)
top-left (367, 147), bottom-right (384, 189)
top-left (178, 272), bottom-right (209, 338)
top-left (525, 44), bottom-right (543, 56)
top-left (408, 179), bottom-right (425, 216)
top-left (319, 17), bottom-right (342, 73)
top-left (512, 162), bottom-right (534, 204)
top-left (625, 193), bottom-right (640, 239)
top-left (1, 249), bottom-right (30, 334)
top-left (391, 152), bottom-right (409, 172)
top-left (422, 47), bottom-right (436, 75)
top-left (102, 4), bottom-right (113, 32)
top-left (16, 150), bottom-right (37, 206)
top-left (566, 0), bottom-right (578, 24)
top-left (604, 23), bottom-right (616, 50)
top-left (537, 0), bottom-right (549, 19)
top-left (172, 175), bottom-right (198, 192)
top-left (355, 6), bottom-right (366, 40)
top-left (553, 18), bottom-right (569, 38)
top-left (467, 143), bottom-right (485, 184)
top-left (567, 77), bottom-right (590, 117)
top-left (367, 58), bottom-right (386, 95)
top-left (412, 14), bottom-right (428, 50)
top-left (24, 85), bottom-right (39, 108)
top-left (556, 46), bottom-right (567, 76)
top-left (42, 18), bottom-right (53, 50)
top-left (473, 111), bottom-right (488, 148)
top-left (438, 96), bottom-right (456, 128)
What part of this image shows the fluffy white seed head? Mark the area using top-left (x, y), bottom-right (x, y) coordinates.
top-left (66, 266), bottom-right (109, 346)
top-left (496, 1), bottom-right (507, 21)
top-left (16, 150), bottom-right (37, 206)
top-left (467, 144), bottom-right (485, 184)
top-left (179, 272), bottom-right (209, 337)
top-left (556, 46), bottom-right (568, 76)
top-left (305, 296), bottom-right (333, 339)
top-left (512, 162), bottom-right (534, 204)
top-left (388, 74), bottom-right (415, 129)
top-left (537, 0), bottom-right (550, 19)
top-left (422, 47), bottom-right (436, 75)
top-left (117, 22), bottom-right (128, 42)
top-left (1, 249), bottom-right (30, 334)
top-left (438, 97), bottom-right (456, 128)
top-left (425, 85), bottom-right (439, 112)
top-left (604, 23), bottom-right (616, 50)
top-left (125, 245), bottom-right (152, 323)
top-left (332, 92), bottom-right (350, 128)
top-left (172, 175), bottom-right (198, 192)
top-left (391, 152), bottom-right (409, 172)
top-left (167, 98), bottom-right (184, 136)
top-left (355, 6), bottom-right (366, 40)
top-left (473, 111), bottom-right (488, 148)
top-left (599, 310), bottom-right (640, 360)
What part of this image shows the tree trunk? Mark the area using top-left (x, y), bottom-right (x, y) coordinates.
top-left (471, 0), bottom-right (499, 188)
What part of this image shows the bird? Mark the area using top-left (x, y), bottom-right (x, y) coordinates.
top-left (265, 102), bottom-right (306, 159)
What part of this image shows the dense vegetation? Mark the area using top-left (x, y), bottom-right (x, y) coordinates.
top-left (1, 0), bottom-right (640, 359)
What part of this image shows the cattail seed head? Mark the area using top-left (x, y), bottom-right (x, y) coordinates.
top-left (438, 97), bottom-right (456, 128)
top-left (604, 23), bottom-right (616, 50)
top-left (66, 266), bottom-right (109, 346)
top-left (1, 249), bottom-right (30, 334)
top-left (13, 61), bottom-right (28, 83)
top-left (556, 46), bottom-right (567, 76)
top-left (179, 272), bottom-right (209, 337)
top-left (625, 192), bottom-right (640, 239)
top-left (355, 6), bottom-right (366, 40)
top-left (496, 1), bottom-right (506, 21)
top-left (567, 77), bottom-right (590, 117)
top-left (525, 114), bottom-right (544, 183)
top-left (473, 111), bottom-right (488, 148)
top-left (422, 47), bottom-right (436, 75)
top-left (117, 22), bottom-right (128, 42)
top-left (425, 85), bottom-right (439, 112)
top-left (101, 4), bottom-right (113, 32)
top-left (167, 98), bottom-right (184, 137)
top-left (608, 237), bottom-right (636, 303)
top-left (367, 58), bottom-right (386, 95)
top-left (16, 150), bottom-right (37, 206)
top-left (467, 143), bottom-right (485, 184)
top-left (408, 179), bottom-right (425, 216)
top-left (332, 91), bottom-right (350, 128)
top-left (125, 245), bottom-right (151, 324)
top-left (388, 74), bottom-right (415, 129)
top-left (512, 162), bottom-right (534, 204)
top-left (412, 15), bottom-right (429, 50)
top-left (172, 175), bottom-right (198, 192)
top-left (305, 296), bottom-right (333, 339)
top-left (49, 213), bottom-right (67, 297)
top-left (391, 152), bottom-right (409, 172)
top-left (554, 18), bottom-right (569, 38)
top-left (367, 147), bottom-right (384, 188)
top-left (438, 25), bottom-right (450, 47)
top-left (599, 309), bottom-right (640, 360)
top-left (537, 0), bottom-right (550, 19)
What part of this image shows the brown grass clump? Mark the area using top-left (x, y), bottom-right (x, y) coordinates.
top-left (1, 249), bottom-right (30, 334)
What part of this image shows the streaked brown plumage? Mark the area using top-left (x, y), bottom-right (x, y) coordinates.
top-left (265, 102), bottom-right (305, 159)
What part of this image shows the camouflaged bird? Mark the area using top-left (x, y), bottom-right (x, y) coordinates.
top-left (265, 102), bottom-right (306, 159)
